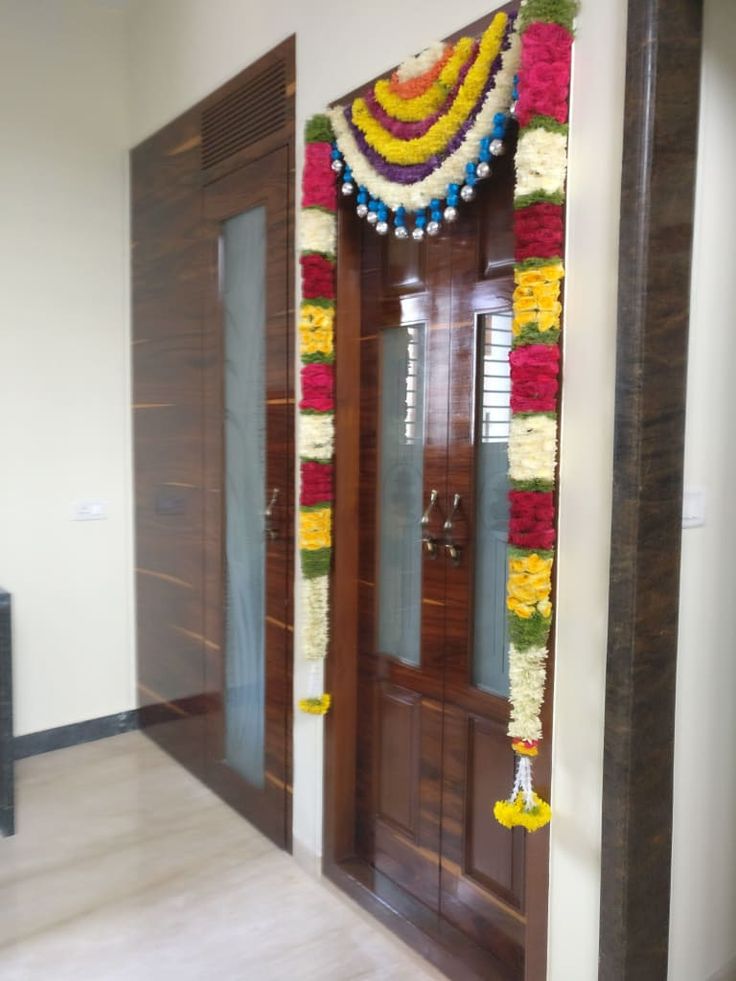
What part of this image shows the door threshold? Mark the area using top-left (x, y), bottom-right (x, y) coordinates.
top-left (324, 857), bottom-right (517, 981)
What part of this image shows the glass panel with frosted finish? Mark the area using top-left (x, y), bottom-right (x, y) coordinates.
top-left (222, 206), bottom-right (266, 787)
top-left (377, 324), bottom-right (426, 666)
top-left (473, 312), bottom-right (512, 696)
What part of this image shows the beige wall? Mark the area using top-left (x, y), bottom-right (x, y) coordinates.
top-left (669, 2), bottom-right (736, 979)
top-left (124, 3), bottom-right (627, 978)
top-left (0, 0), bottom-right (133, 736)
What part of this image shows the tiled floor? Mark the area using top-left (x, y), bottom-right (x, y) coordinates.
top-left (0, 731), bottom-right (443, 980)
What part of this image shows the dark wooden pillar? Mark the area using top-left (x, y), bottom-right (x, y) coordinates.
top-left (600, 1), bottom-right (703, 978)
top-left (0, 590), bottom-right (13, 838)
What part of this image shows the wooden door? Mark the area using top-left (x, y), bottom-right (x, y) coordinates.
top-left (202, 146), bottom-right (292, 847)
top-left (355, 141), bottom-right (549, 978)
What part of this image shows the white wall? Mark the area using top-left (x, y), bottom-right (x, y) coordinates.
top-left (669, 2), bottom-right (736, 979)
top-left (124, 3), bottom-right (626, 977)
top-left (0, 0), bottom-right (133, 736)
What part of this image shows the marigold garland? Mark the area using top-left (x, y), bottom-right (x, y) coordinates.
top-left (298, 117), bottom-right (337, 709)
top-left (494, 0), bottom-right (576, 832)
top-left (298, 0), bottom-right (577, 834)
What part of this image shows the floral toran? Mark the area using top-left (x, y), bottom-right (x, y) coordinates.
top-left (298, 0), bottom-right (576, 832)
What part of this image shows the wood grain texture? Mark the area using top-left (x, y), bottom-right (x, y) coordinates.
top-left (131, 39), bottom-right (295, 850)
top-left (0, 591), bottom-right (13, 838)
top-left (600, 2), bottom-right (703, 978)
top-left (327, 96), bottom-right (550, 979)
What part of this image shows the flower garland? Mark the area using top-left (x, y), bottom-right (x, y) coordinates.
top-left (327, 12), bottom-right (521, 228)
top-left (493, 0), bottom-right (574, 833)
top-left (298, 0), bottom-right (576, 831)
top-left (297, 115), bottom-right (337, 716)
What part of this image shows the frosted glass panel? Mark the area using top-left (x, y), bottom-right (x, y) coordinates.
top-left (222, 206), bottom-right (266, 787)
top-left (473, 313), bottom-right (512, 696)
top-left (377, 325), bottom-right (426, 666)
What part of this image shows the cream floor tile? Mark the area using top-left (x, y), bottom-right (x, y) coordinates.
top-left (0, 731), bottom-right (443, 981)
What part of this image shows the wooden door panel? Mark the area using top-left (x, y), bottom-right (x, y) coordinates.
top-left (381, 234), bottom-right (427, 295)
top-left (373, 684), bottom-right (442, 910)
top-left (440, 704), bottom-right (526, 975)
top-left (356, 227), bottom-right (450, 903)
top-left (376, 684), bottom-right (420, 836)
top-left (353, 118), bottom-right (548, 977)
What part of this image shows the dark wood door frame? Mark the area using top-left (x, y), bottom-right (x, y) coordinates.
top-left (600, 1), bottom-right (703, 979)
top-left (323, 1), bottom-right (706, 978)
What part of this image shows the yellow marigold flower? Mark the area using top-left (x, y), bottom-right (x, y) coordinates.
top-left (301, 302), bottom-right (333, 327)
top-left (372, 36), bottom-right (475, 122)
top-left (352, 15), bottom-right (507, 163)
top-left (537, 311), bottom-right (560, 332)
top-left (510, 553), bottom-right (552, 576)
top-left (494, 793), bottom-right (551, 832)
top-left (537, 599), bottom-right (553, 619)
top-left (298, 693), bottom-right (331, 715)
top-left (508, 596), bottom-right (534, 619)
top-left (300, 508), bottom-right (332, 550)
top-left (300, 321), bottom-right (334, 357)
top-left (514, 263), bottom-right (564, 290)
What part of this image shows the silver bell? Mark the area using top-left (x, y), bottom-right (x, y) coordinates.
top-left (356, 203), bottom-right (368, 218)
top-left (376, 221), bottom-right (389, 235)
top-left (341, 181), bottom-right (354, 196)
top-left (443, 205), bottom-right (458, 222)
top-left (412, 226), bottom-right (425, 241)
top-left (476, 161), bottom-right (491, 179)
top-left (460, 184), bottom-right (475, 202)
top-left (490, 139), bottom-right (506, 157)
top-left (366, 211), bottom-right (378, 225)
top-left (331, 158), bottom-right (344, 173)
top-left (394, 225), bottom-right (409, 239)
top-left (426, 220), bottom-right (440, 236)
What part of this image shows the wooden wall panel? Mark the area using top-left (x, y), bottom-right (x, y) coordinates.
top-left (132, 39), bottom-right (295, 841)
top-left (132, 110), bottom-right (207, 771)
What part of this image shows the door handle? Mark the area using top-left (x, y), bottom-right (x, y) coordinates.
top-left (443, 493), bottom-right (463, 565)
top-left (420, 488), bottom-right (440, 559)
top-left (265, 487), bottom-right (280, 540)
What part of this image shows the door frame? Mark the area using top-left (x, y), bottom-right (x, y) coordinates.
top-left (322, 10), bottom-right (540, 978)
top-left (322, 1), bottom-right (706, 978)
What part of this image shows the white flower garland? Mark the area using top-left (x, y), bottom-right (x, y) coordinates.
top-left (395, 41), bottom-right (448, 83)
top-left (300, 208), bottom-right (337, 255)
top-left (507, 414), bottom-right (558, 483)
top-left (508, 645), bottom-right (547, 742)
top-left (514, 128), bottom-right (568, 199)
top-left (300, 413), bottom-right (335, 460)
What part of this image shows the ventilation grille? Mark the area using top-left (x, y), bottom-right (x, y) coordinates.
top-left (201, 61), bottom-right (287, 170)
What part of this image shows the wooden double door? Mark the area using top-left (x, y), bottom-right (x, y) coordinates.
top-left (352, 151), bottom-right (549, 978)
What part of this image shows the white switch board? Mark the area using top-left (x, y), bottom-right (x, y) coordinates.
top-left (72, 500), bottom-right (108, 521)
top-left (682, 487), bottom-right (706, 529)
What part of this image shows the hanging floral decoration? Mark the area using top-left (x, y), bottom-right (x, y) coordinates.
top-left (297, 116), bottom-right (337, 715)
top-left (297, 0), bottom-right (576, 830)
top-left (494, 0), bottom-right (574, 833)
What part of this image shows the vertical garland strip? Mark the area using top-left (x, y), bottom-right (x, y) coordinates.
top-left (493, 0), bottom-right (575, 832)
top-left (298, 115), bottom-right (337, 716)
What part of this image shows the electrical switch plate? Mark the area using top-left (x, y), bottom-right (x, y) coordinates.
top-left (72, 500), bottom-right (108, 521)
top-left (682, 487), bottom-right (705, 529)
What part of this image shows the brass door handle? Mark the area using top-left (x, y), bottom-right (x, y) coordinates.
top-left (265, 487), bottom-right (280, 540)
top-left (443, 493), bottom-right (462, 565)
top-left (420, 488), bottom-right (440, 558)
